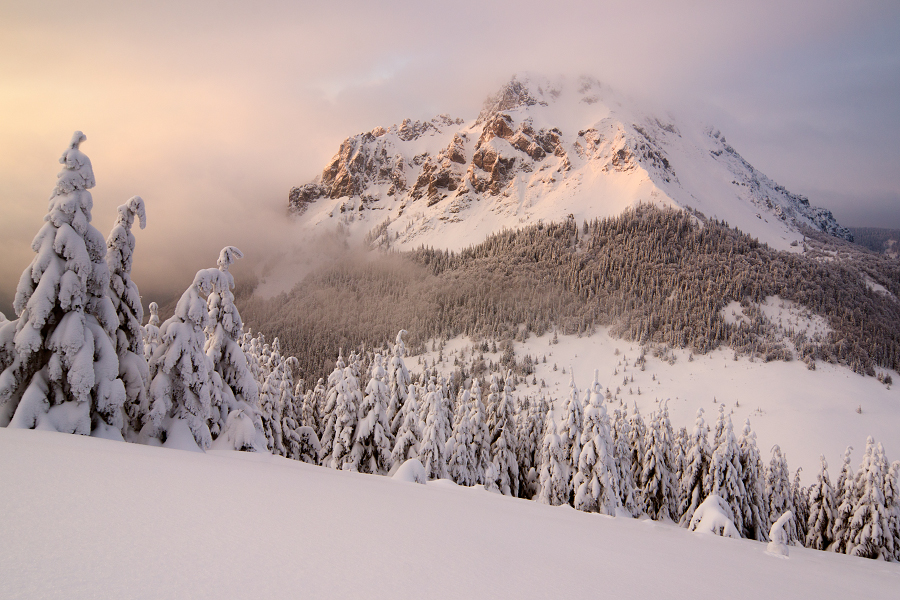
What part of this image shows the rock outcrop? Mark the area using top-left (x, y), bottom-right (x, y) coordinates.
top-left (287, 74), bottom-right (852, 248)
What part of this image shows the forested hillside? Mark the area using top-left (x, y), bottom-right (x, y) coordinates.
top-left (242, 206), bottom-right (900, 383)
top-left (849, 226), bottom-right (900, 258)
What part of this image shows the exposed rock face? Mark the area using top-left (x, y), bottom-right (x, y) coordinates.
top-left (476, 76), bottom-right (547, 123)
top-left (287, 74), bottom-right (852, 247)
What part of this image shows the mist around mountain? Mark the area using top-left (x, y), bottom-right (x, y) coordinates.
top-left (242, 206), bottom-right (899, 386)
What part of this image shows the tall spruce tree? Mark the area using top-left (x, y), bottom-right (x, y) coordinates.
top-left (705, 413), bottom-right (745, 534)
top-left (448, 387), bottom-right (476, 486)
top-left (330, 364), bottom-right (363, 470)
top-left (538, 409), bottom-right (568, 506)
top-left (574, 389), bottom-right (620, 515)
top-left (848, 438), bottom-right (892, 559)
top-left (319, 351), bottom-right (347, 460)
top-left (628, 402), bottom-right (648, 515)
top-left (806, 454), bottom-right (837, 550)
top-left (419, 379), bottom-right (450, 479)
top-left (387, 330), bottom-right (410, 436)
top-left (352, 353), bottom-right (394, 475)
top-left (560, 370), bottom-right (583, 503)
top-left (640, 403), bottom-right (678, 521)
top-left (205, 246), bottom-right (264, 450)
top-left (792, 468), bottom-right (810, 544)
top-left (679, 408), bottom-right (711, 527)
top-left (105, 195), bottom-right (148, 440)
top-left (766, 445), bottom-right (798, 544)
top-left (490, 370), bottom-right (520, 496)
top-left (392, 384), bottom-right (423, 468)
top-left (886, 460), bottom-right (900, 561)
top-left (141, 302), bottom-right (161, 362)
top-left (831, 446), bottom-right (856, 553)
top-left (0, 132), bottom-right (125, 437)
top-left (468, 378), bottom-right (491, 485)
top-left (737, 419), bottom-right (767, 540)
top-left (613, 406), bottom-right (639, 516)
top-left (145, 269), bottom-right (218, 449)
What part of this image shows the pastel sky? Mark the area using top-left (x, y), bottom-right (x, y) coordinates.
top-left (1, 0), bottom-right (899, 315)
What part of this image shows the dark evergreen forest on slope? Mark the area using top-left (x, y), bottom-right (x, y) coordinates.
top-left (240, 206), bottom-right (900, 383)
top-left (848, 226), bottom-right (900, 257)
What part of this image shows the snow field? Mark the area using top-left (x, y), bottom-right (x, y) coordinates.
top-left (416, 328), bottom-right (900, 484)
top-left (1, 427), bottom-right (897, 600)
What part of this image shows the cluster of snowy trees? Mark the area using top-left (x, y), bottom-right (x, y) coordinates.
top-left (0, 132), bottom-right (267, 452)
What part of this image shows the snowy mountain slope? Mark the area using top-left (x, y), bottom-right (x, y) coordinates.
top-left (1, 427), bottom-right (896, 600)
top-left (414, 328), bottom-right (900, 486)
top-left (287, 74), bottom-right (850, 258)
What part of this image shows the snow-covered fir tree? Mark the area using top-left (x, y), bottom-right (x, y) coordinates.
top-left (628, 402), bottom-right (648, 515)
top-left (275, 356), bottom-right (313, 461)
top-left (319, 350), bottom-right (347, 460)
top-left (886, 460), bottom-right (900, 562)
top-left (847, 438), bottom-right (892, 559)
top-left (490, 370), bottom-right (520, 496)
top-left (468, 378), bottom-right (491, 485)
top-left (737, 419), bottom-right (767, 540)
top-left (302, 377), bottom-right (326, 441)
top-left (560, 371), bottom-right (583, 503)
top-left (613, 405), bottom-right (639, 516)
top-left (766, 445), bottom-right (798, 544)
top-left (105, 195), bottom-right (148, 439)
top-left (705, 413), bottom-right (745, 533)
top-left (640, 403), bottom-right (678, 521)
top-left (574, 389), bottom-right (620, 515)
top-left (204, 246), bottom-right (264, 451)
top-left (678, 408), bottom-right (711, 527)
top-left (831, 446), bottom-right (856, 554)
top-left (0, 132), bottom-right (125, 437)
top-left (392, 384), bottom-right (423, 467)
top-left (419, 379), bottom-right (450, 479)
top-left (259, 339), bottom-right (288, 455)
top-left (806, 454), bottom-right (837, 551)
top-left (515, 396), bottom-right (545, 499)
top-left (352, 353), bottom-right (394, 475)
top-left (145, 268), bottom-right (219, 449)
top-left (140, 304), bottom-right (159, 363)
top-left (792, 468), bottom-right (810, 544)
top-left (453, 382), bottom-right (471, 435)
top-left (387, 330), bottom-right (410, 436)
top-left (484, 373), bottom-right (502, 441)
top-left (538, 410), bottom-right (568, 506)
top-left (330, 364), bottom-right (363, 470)
top-left (447, 389), bottom-right (476, 486)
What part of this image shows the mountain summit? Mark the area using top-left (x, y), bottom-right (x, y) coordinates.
top-left (288, 74), bottom-right (850, 251)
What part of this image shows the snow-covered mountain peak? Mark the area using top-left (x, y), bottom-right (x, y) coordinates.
top-left (286, 74), bottom-right (850, 257)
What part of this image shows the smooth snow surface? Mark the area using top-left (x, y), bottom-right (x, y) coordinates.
top-left (1, 429), bottom-right (897, 599)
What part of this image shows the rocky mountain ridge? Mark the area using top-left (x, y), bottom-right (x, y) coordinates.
top-left (287, 74), bottom-right (851, 253)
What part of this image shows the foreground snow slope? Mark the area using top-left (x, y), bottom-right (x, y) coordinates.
top-left (1, 429), bottom-right (897, 599)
